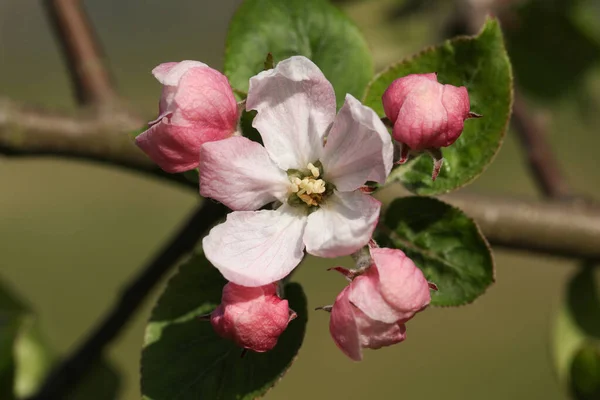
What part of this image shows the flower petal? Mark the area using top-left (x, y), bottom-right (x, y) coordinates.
top-left (354, 310), bottom-right (407, 350)
top-left (382, 73), bottom-right (437, 125)
top-left (348, 269), bottom-right (404, 324)
top-left (321, 94), bottom-right (393, 191)
top-left (371, 248), bottom-right (431, 320)
top-left (152, 62), bottom-right (178, 82)
top-left (172, 66), bottom-right (238, 131)
top-left (202, 205), bottom-right (307, 286)
top-left (329, 286), bottom-right (362, 361)
top-left (303, 191), bottom-right (380, 258)
top-left (199, 137), bottom-right (289, 211)
top-left (393, 79), bottom-right (446, 151)
top-left (152, 60), bottom-right (207, 86)
top-left (440, 85), bottom-right (470, 147)
top-left (213, 282), bottom-right (292, 352)
top-left (135, 121), bottom-right (204, 173)
top-left (246, 56), bottom-right (336, 170)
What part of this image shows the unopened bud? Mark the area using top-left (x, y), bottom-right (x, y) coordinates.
top-left (329, 285), bottom-right (407, 361)
top-left (327, 247), bottom-right (433, 361)
top-left (136, 61), bottom-right (238, 173)
top-left (382, 73), bottom-right (474, 179)
top-left (382, 73), bottom-right (471, 151)
top-left (210, 282), bottom-right (294, 352)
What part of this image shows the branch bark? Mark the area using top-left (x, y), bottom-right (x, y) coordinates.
top-left (44, 0), bottom-right (117, 107)
top-left (2, 99), bottom-right (600, 259)
top-left (454, 0), bottom-right (575, 201)
top-left (511, 94), bottom-right (573, 199)
top-left (0, 98), bottom-right (193, 186)
top-left (442, 193), bottom-right (600, 260)
top-left (26, 200), bottom-right (228, 400)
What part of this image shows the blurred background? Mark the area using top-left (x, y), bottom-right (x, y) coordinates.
top-left (1, 0), bottom-right (600, 398)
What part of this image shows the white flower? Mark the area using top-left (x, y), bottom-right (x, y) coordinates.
top-left (199, 56), bottom-right (393, 286)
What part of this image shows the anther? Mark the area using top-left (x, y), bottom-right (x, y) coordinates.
top-left (307, 162), bottom-right (320, 178)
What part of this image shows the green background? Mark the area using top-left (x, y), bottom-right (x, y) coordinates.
top-left (1, 0), bottom-right (600, 399)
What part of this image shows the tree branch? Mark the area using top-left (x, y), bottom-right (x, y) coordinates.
top-left (511, 94), bottom-right (573, 199)
top-left (26, 200), bottom-right (228, 400)
top-left (2, 99), bottom-right (600, 259)
top-left (442, 193), bottom-right (600, 260)
top-left (453, 0), bottom-right (575, 201)
top-left (0, 98), bottom-right (194, 187)
top-left (43, 0), bottom-right (117, 107)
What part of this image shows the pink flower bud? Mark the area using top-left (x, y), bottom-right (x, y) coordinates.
top-left (328, 247), bottom-right (431, 361)
top-left (350, 248), bottom-right (431, 323)
top-left (382, 73), bottom-right (470, 151)
top-left (210, 282), bottom-right (294, 352)
top-left (329, 285), bottom-right (406, 361)
top-left (135, 61), bottom-right (238, 173)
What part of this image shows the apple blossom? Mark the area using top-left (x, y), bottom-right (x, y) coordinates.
top-left (200, 56), bottom-right (394, 287)
top-left (135, 60), bottom-right (238, 173)
top-left (210, 282), bottom-right (295, 352)
top-left (328, 247), bottom-right (432, 361)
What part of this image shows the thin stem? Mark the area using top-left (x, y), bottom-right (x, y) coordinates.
top-left (25, 201), bottom-right (228, 400)
top-left (43, 0), bottom-right (117, 106)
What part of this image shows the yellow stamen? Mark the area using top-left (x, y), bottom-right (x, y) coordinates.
top-left (289, 163), bottom-right (328, 206)
top-left (298, 193), bottom-right (319, 206)
top-left (307, 163), bottom-right (320, 178)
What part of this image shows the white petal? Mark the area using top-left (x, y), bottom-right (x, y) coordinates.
top-left (202, 205), bottom-right (307, 286)
top-left (246, 56), bottom-right (336, 170)
top-left (152, 60), bottom-right (208, 86)
top-left (321, 94), bottom-right (393, 192)
top-left (303, 191), bottom-right (380, 258)
top-left (199, 137), bottom-right (289, 211)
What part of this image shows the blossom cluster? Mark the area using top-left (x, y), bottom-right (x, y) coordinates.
top-left (136, 56), bottom-right (471, 359)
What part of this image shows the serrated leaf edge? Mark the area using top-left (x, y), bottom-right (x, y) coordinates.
top-left (381, 196), bottom-right (496, 307)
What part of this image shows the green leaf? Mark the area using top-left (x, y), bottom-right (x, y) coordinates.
top-left (0, 279), bottom-right (54, 399)
top-left (551, 266), bottom-right (600, 399)
top-left (141, 253), bottom-right (308, 400)
top-left (0, 280), bottom-right (29, 400)
top-left (0, 278), bottom-right (119, 399)
top-left (240, 110), bottom-right (262, 145)
top-left (377, 197), bottom-right (494, 306)
top-left (13, 320), bottom-right (52, 398)
top-left (507, 0), bottom-right (600, 100)
top-left (570, 344), bottom-right (600, 400)
top-left (363, 18), bottom-right (513, 195)
top-left (566, 266), bottom-right (600, 338)
top-left (224, 0), bottom-right (373, 108)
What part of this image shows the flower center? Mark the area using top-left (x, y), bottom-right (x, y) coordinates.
top-left (287, 162), bottom-right (332, 208)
